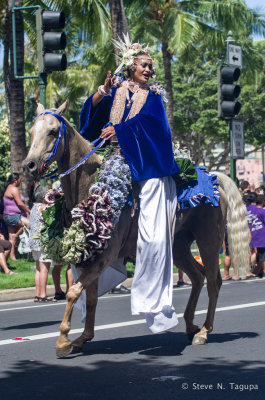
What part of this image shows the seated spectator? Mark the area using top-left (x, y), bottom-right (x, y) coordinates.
top-left (2, 173), bottom-right (30, 260)
top-left (0, 232), bottom-right (16, 274)
top-left (0, 196), bottom-right (8, 239)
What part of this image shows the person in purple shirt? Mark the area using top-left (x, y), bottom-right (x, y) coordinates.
top-left (2, 173), bottom-right (30, 260)
top-left (245, 192), bottom-right (265, 278)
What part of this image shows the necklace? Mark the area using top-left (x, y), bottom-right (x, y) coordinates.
top-left (125, 81), bottom-right (148, 108)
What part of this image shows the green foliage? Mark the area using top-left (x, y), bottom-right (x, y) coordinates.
top-left (155, 49), bottom-right (228, 166)
top-left (0, 115), bottom-right (11, 188)
top-left (241, 40), bottom-right (265, 147)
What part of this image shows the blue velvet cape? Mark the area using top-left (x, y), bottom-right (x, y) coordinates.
top-left (79, 87), bottom-right (180, 181)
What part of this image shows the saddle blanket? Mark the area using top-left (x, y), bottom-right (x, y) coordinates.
top-left (176, 166), bottom-right (220, 211)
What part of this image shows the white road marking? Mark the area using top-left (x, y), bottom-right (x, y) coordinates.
top-left (0, 287), bottom-right (192, 312)
top-left (0, 300), bottom-right (264, 346)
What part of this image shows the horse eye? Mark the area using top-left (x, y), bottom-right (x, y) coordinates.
top-left (48, 129), bottom-right (58, 136)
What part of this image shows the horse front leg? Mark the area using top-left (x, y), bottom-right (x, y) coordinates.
top-left (71, 279), bottom-right (98, 353)
top-left (56, 281), bottom-right (83, 358)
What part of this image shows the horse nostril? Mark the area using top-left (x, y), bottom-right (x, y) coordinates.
top-left (27, 161), bottom-right (37, 171)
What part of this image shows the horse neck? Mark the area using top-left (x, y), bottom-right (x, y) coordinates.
top-left (58, 122), bottom-right (102, 210)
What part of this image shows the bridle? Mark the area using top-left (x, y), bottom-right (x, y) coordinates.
top-left (38, 111), bottom-right (105, 180)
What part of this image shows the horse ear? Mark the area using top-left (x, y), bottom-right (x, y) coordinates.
top-left (37, 103), bottom-right (45, 116)
top-left (56, 99), bottom-right (69, 116)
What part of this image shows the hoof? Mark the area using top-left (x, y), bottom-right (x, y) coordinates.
top-left (71, 344), bottom-right (83, 354)
top-left (192, 335), bottom-right (207, 345)
top-left (187, 328), bottom-right (200, 342)
top-left (56, 344), bottom-right (73, 358)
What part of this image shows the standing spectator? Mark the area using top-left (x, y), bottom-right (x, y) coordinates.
top-left (29, 186), bottom-right (59, 302)
top-left (256, 194), bottom-right (265, 209)
top-left (240, 180), bottom-right (251, 196)
top-left (52, 265), bottom-right (74, 300)
top-left (246, 192), bottom-right (265, 278)
top-left (50, 181), bottom-right (74, 300)
top-left (177, 268), bottom-right (191, 287)
top-left (2, 173), bottom-right (30, 260)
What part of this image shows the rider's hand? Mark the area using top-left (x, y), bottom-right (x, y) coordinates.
top-left (100, 125), bottom-right (116, 140)
top-left (103, 71), bottom-right (115, 93)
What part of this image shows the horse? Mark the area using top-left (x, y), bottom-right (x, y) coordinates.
top-left (22, 101), bottom-right (250, 358)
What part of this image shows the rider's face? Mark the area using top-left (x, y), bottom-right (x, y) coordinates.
top-left (130, 55), bottom-right (153, 84)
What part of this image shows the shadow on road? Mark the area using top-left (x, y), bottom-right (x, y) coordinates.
top-left (1, 320), bottom-right (62, 331)
top-left (1, 354), bottom-right (264, 400)
top-left (72, 330), bottom-right (259, 358)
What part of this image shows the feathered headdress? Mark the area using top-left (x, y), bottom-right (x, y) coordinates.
top-left (113, 33), bottom-right (150, 75)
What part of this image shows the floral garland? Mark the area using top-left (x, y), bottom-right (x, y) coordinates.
top-left (149, 82), bottom-right (167, 103)
top-left (40, 155), bottom-right (132, 266)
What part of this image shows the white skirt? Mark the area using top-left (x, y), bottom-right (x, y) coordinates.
top-left (131, 176), bottom-right (178, 333)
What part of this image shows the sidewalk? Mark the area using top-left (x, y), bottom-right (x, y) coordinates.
top-left (0, 273), bottom-right (194, 302)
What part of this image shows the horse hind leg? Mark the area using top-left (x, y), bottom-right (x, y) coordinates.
top-left (71, 279), bottom-right (98, 353)
top-left (56, 280), bottom-right (83, 358)
top-left (173, 232), bottom-right (205, 340)
top-left (192, 243), bottom-right (223, 345)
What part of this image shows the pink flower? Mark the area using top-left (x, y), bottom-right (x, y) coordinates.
top-left (131, 43), bottom-right (142, 50)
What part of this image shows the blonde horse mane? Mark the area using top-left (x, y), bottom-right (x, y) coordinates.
top-left (215, 172), bottom-right (250, 277)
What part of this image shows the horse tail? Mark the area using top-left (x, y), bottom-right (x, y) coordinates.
top-left (215, 172), bottom-right (250, 278)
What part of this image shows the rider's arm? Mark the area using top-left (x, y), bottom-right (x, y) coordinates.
top-left (92, 71), bottom-right (115, 108)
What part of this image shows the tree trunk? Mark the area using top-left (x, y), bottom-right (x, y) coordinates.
top-left (162, 40), bottom-right (174, 134)
top-left (109, 0), bottom-right (131, 67)
top-left (4, 1), bottom-right (28, 197)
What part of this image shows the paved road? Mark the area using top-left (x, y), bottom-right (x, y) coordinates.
top-left (1, 279), bottom-right (265, 400)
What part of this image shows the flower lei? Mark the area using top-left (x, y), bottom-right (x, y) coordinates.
top-left (40, 155), bottom-right (132, 266)
top-left (149, 82), bottom-right (167, 103)
top-left (173, 143), bottom-right (192, 160)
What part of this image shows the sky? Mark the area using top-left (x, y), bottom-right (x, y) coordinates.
top-left (245, 0), bottom-right (264, 9)
top-left (0, 0), bottom-right (264, 71)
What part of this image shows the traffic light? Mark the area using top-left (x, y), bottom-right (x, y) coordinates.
top-left (218, 65), bottom-right (241, 118)
top-left (36, 9), bottom-right (67, 73)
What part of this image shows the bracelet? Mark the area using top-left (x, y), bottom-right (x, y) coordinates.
top-left (98, 85), bottom-right (111, 97)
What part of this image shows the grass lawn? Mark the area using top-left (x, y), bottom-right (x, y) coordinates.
top-left (0, 253), bottom-right (225, 291)
top-left (0, 254), bottom-right (68, 290)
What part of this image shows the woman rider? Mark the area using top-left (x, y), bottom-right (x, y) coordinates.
top-left (80, 37), bottom-right (180, 333)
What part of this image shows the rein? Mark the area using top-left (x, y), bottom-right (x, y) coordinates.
top-left (39, 112), bottom-right (105, 180)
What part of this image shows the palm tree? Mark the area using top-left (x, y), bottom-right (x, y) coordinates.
top-left (125, 0), bottom-right (265, 132)
top-left (109, 0), bottom-right (130, 65)
top-left (3, 0), bottom-right (27, 177)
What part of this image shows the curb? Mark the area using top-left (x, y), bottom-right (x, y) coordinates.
top-left (0, 273), bottom-right (187, 302)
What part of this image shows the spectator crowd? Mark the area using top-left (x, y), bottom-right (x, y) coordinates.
top-left (0, 174), bottom-right (73, 302)
top-left (1, 173), bottom-right (265, 301)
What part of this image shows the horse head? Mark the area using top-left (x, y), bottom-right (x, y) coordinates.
top-left (22, 100), bottom-right (68, 181)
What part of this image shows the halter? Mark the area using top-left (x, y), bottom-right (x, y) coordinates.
top-left (39, 111), bottom-right (105, 180)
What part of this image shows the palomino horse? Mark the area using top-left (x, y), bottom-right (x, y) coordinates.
top-left (22, 101), bottom-right (250, 358)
